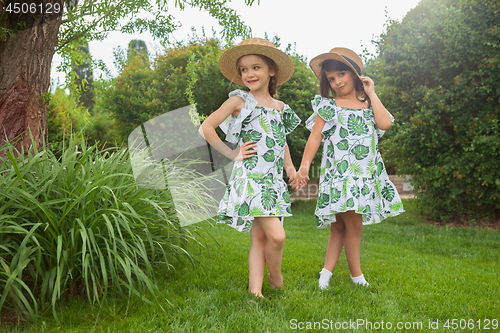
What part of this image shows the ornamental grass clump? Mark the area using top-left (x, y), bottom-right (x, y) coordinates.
top-left (0, 136), bottom-right (207, 322)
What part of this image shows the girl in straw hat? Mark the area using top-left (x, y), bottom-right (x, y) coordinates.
top-left (292, 47), bottom-right (404, 289)
top-left (199, 38), bottom-right (303, 297)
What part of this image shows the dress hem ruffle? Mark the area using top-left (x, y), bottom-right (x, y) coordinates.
top-left (315, 210), bottom-right (404, 228)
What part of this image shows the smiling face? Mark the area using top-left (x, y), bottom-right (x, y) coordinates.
top-left (324, 69), bottom-right (357, 97)
top-left (319, 60), bottom-right (365, 99)
top-left (237, 54), bottom-right (276, 93)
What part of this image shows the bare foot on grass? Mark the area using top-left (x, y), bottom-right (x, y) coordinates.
top-left (249, 290), bottom-right (265, 298)
top-left (267, 273), bottom-right (283, 289)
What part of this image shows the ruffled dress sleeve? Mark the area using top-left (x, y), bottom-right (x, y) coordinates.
top-left (305, 95), bottom-right (339, 141)
top-left (218, 89), bottom-right (257, 144)
top-left (282, 104), bottom-right (301, 135)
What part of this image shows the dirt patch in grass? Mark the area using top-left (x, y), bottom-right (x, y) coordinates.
top-left (428, 217), bottom-right (500, 230)
top-left (1, 308), bottom-right (23, 329)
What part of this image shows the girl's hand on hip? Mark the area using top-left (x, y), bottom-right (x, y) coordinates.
top-left (233, 141), bottom-right (257, 161)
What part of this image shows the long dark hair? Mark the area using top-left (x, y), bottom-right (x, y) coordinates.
top-left (237, 54), bottom-right (278, 97)
top-left (319, 60), bottom-right (370, 106)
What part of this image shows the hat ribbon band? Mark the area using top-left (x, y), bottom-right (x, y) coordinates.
top-left (341, 55), bottom-right (361, 76)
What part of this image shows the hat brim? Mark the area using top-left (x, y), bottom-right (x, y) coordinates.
top-left (309, 53), bottom-right (362, 81)
top-left (219, 45), bottom-right (294, 87)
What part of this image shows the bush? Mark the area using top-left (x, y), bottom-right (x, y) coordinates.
top-left (101, 36), bottom-right (319, 170)
top-left (0, 136), bottom-right (207, 321)
top-left (153, 37), bottom-right (231, 119)
top-left (372, 0), bottom-right (500, 220)
top-left (85, 108), bottom-right (119, 148)
top-left (100, 53), bottom-right (159, 141)
top-left (278, 51), bottom-right (318, 172)
top-left (47, 88), bottom-right (90, 145)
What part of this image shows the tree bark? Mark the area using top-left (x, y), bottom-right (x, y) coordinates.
top-left (0, 0), bottom-right (63, 155)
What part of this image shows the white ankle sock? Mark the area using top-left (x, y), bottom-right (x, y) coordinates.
top-left (351, 274), bottom-right (369, 286)
top-left (319, 268), bottom-right (333, 289)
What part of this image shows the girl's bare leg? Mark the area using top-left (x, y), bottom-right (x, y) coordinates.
top-left (340, 210), bottom-right (363, 278)
top-left (248, 222), bottom-right (267, 297)
top-left (254, 216), bottom-right (286, 289)
top-left (323, 214), bottom-right (346, 272)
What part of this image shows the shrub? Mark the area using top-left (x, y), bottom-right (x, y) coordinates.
top-left (47, 88), bottom-right (90, 145)
top-left (100, 53), bottom-right (159, 141)
top-left (0, 135), bottom-right (207, 321)
top-left (373, 0), bottom-right (500, 220)
top-left (85, 108), bottom-right (119, 148)
top-left (279, 51), bottom-right (318, 172)
top-left (100, 36), bottom-right (319, 169)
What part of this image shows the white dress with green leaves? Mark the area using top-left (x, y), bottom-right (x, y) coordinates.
top-left (306, 95), bottom-right (404, 227)
top-left (217, 90), bottom-right (301, 232)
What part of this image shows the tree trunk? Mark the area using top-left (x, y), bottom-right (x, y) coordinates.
top-left (0, 0), bottom-right (63, 155)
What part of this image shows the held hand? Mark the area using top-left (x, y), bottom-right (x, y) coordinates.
top-left (233, 141), bottom-right (257, 161)
top-left (290, 167), bottom-right (309, 191)
top-left (290, 177), bottom-right (308, 191)
top-left (288, 170), bottom-right (301, 191)
top-left (360, 76), bottom-right (375, 96)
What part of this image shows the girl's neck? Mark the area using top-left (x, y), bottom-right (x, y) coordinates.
top-left (249, 88), bottom-right (283, 111)
top-left (249, 89), bottom-right (273, 102)
top-left (334, 93), bottom-right (369, 109)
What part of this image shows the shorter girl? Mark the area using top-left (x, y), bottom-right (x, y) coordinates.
top-left (293, 47), bottom-right (404, 288)
top-left (199, 38), bottom-right (302, 297)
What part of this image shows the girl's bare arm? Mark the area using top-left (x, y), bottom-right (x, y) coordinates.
top-left (360, 76), bottom-right (392, 130)
top-left (294, 115), bottom-right (326, 187)
top-left (198, 96), bottom-right (257, 160)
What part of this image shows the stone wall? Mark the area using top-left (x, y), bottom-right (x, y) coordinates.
top-left (291, 175), bottom-right (414, 200)
top-left (389, 175), bottom-right (414, 198)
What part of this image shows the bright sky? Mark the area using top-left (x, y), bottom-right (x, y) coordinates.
top-left (50, 0), bottom-right (422, 86)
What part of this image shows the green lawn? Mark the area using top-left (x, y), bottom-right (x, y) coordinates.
top-left (5, 199), bottom-right (500, 332)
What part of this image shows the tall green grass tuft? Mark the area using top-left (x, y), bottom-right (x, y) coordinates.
top-left (0, 135), bottom-right (208, 322)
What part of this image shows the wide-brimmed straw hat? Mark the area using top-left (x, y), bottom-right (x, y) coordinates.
top-left (309, 47), bottom-right (363, 81)
top-left (219, 38), bottom-right (294, 87)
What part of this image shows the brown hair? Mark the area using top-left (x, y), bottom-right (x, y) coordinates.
top-left (237, 54), bottom-right (278, 97)
top-left (319, 60), bottom-right (370, 106)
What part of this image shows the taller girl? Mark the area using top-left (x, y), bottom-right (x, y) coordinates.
top-left (199, 38), bottom-right (301, 297)
top-left (293, 48), bottom-right (404, 288)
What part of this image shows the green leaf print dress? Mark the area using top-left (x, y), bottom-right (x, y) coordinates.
top-left (217, 90), bottom-right (301, 232)
top-left (306, 95), bottom-right (404, 227)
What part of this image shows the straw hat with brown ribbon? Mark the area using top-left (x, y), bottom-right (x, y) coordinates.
top-left (219, 38), bottom-right (294, 87)
top-left (309, 47), bottom-right (363, 81)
